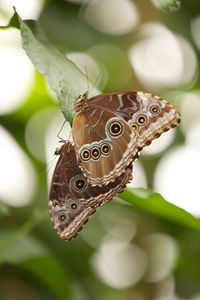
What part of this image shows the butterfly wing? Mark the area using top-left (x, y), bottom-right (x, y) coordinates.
top-left (87, 91), bottom-right (181, 150)
top-left (72, 107), bottom-right (137, 186)
top-left (49, 142), bottom-right (132, 240)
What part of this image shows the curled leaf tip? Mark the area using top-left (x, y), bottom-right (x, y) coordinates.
top-left (0, 6), bottom-right (20, 30)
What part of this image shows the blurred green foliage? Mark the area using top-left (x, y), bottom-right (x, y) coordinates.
top-left (1, 0), bottom-right (200, 299)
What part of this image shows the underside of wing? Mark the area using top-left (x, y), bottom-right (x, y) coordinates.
top-left (88, 91), bottom-right (181, 150)
top-left (49, 142), bottom-right (132, 240)
top-left (87, 91), bottom-right (140, 121)
top-left (72, 107), bottom-right (138, 185)
top-left (127, 92), bottom-right (181, 149)
top-left (49, 142), bottom-right (96, 240)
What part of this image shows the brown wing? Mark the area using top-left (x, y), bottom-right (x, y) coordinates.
top-left (88, 91), bottom-right (181, 150)
top-left (49, 142), bottom-right (132, 240)
top-left (72, 107), bottom-right (137, 186)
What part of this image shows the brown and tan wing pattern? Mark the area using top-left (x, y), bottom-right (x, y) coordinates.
top-left (88, 91), bottom-right (181, 150)
top-left (49, 142), bottom-right (132, 240)
top-left (72, 107), bottom-right (137, 186)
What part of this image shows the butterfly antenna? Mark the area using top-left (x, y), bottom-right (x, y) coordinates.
top-left (37, 155), bottom-right (57, 175)
top-left (57, 120), bottom-right (67, 142)
top-left (60, 88), bottom-right (79, 115)
top-left (84, 65), bottom-right (90, 94)
top-left (68, 129), bottom-right (72, 142)
top-left (90, 71), bottom-right (102, 97)
top-left (46, 155), bottom-right (58, 176)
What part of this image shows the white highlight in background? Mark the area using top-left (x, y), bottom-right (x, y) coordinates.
top-left (82, 0), bottom-right (139, 36)
top-left (129, 23), bottom-right (182, 89)
top-left (178, 92), bottom-right (200, 135)
top-left (142, 233), bottom-right (178, 283)
top-left (0, 0), bottom-right (43, 20)
top-left (0, 126), bottom-right (36, 207)
top-left (92, 238), bottom-right (147, 288)
top-left (187, 122), bottom-right (200, 151)
top-left (0, 29), bottom-right (34, 115)
top-left (176, 34), bottom-right (198, 86)
top-left (129, 23), bottom-right (197, 89)
top-left (25, 108), bottom-right (59, 162)
top-left (154, 145), bottom-right (200, 216)
top-left (141, 130), bottom-right (175, 156)
top-left (99, 204), bottom-right (137, 243)
top-left (127, 160), bottom-right (147, 188)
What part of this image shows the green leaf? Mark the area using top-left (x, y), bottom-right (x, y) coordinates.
top-left (23, 256), bottom-right (70, 300)
top-left (0, 7), bottom-right (20, 29)
top-left (0, 202), bottom-right (10, 217)
top-left (150, 0), bottom-right (181, 12)
top-left (19, 15), bottom-right (99, 122)
top-left (0, 209), bottom-right (48, 260)
top-left (120, 188), bottom-right (200, 232)
top-left (0, 232), bottom-right (48, 264)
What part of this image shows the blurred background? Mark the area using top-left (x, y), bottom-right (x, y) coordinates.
top-left (0, 0), bottom-right (200, 299)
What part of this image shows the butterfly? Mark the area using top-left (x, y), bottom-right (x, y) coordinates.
top-left (72, 91), bottom-right (181, 186)
top-left (49, 141), bottom-right (132, 240)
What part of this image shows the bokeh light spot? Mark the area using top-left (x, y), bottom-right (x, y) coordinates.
top-left (0, 29), bottom-right (34, 115)
top-left (128, 23), bottom-right (197, 89)
top-left (99, 204), bottom-right (137, 243)
top-left (25, 108), bottom-right (58, 162)
top-left (178, 92), bottom-right (200, 135)
top-left (154, 145), bottom-right (200, 216)
top-left (129, 23), bottom-right (183, 89)
top-left (176, 34), bottom-right (197, 86)
top-left (142, 130), bottom-right (175, 156)
top-left (92, 238), bottom-right (147, 288)
top-left (142, 233), bottom-right (178, 282)
top-left (187, 122), bottom-right (200, 151)
top-left (0, 126), bottom-right (36, 207)
top-left (82, 0), bottom-right (139, 36)
top-left (127, 161), bottom-right (147, 188)
top-left (0, 0), bottom-right (43, 20)
top-left (156, 277), bottom-right (176, 300)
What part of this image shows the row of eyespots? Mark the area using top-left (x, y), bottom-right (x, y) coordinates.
top-left (131, 104), bottom-right (161, 130)
top-left (56, 199), bottom-right (80, 223)
top-left (80, 119), bottom-right (124, 161)
top-left (80, 142), bottom-right (112, 161)
top-left (56, 173), bottom-right (90, 223)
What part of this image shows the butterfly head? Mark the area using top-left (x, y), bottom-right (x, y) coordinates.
top-left (54, 141), bottom-right (73, 156)
top-left (74, 91), bottom-right (89, 112)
